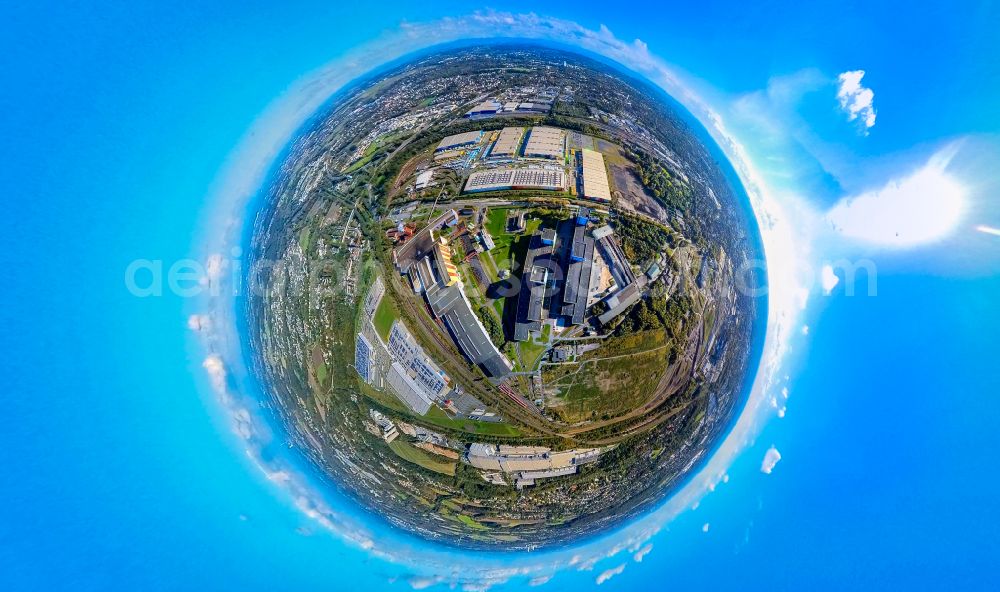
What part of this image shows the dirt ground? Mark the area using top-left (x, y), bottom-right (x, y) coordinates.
top-left (610, 162), bottom-right (670, 223)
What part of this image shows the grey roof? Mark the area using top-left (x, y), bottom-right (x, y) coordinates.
top-left (597, 234), bottom-right (636, 287)
top-left (386, 362), bottom-right (434, 416)
top-left (425, 283), bottom-right (464, 317)
top-left (514, 233), bottom-right (554, 341)
top-left (442, 307), bottom-right (511, 378)
top-left (562, 234), bottom-right (596, 325)
top-left (597, 282), bottom-right (643, 326)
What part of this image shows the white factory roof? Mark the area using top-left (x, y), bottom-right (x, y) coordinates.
top-left (436, 130), bottom-right (483, 152)
top-left (581, 148), bottom-right (612, 202)
top-left (386, 361), bottom-right (434, 416)
top-left (465, 100), bottom-right (501, 116)
top-left (490, 127), bottom-right (525, 157)
top-left (464, 168), bottom-right (565, 192)
top-left (523, 126), bottom-right (565, 159)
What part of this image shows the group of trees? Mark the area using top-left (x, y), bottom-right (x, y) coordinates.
top-left (478, 305), bottom-right (506, 347)
top-left (612, 293), bottom-right (694, 365)
top-left (630, 149), bottom-right (693, 211)
top-left (611, 211), bottom-right (667, 264)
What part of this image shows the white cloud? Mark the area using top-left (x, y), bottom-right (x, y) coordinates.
top-left (801, 325), bottom-right (809, 335)
top-left (821, 265), bottom-right (839, 294)
top-left (702, 522), bottom-right (711, 533)
top-left (633, 544), bottom-right (653, 562)
top-left (761, 446), bottom-right (782, 474)
top-left (836, 70), bottom-right (877, 130)
top-left (187, 314), bottom-right (211, 331)
top-left (826, 145), bottom-right (966, 247)
top-left (596, 564), bottom-right (626, 585)
top-left (528, 575), bottom-right (553, 587)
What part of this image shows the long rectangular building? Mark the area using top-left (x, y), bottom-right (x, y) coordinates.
top-left (561, 229), bottom-right (596, 326)
top-left (489, 126), bottom-right (524, 158)
top-left (387, 321), bottom-right (450, 399)
top-left (355, 333), bottom-right (374, 384)
top-left (596, 232), bottom-right (636, 288)
top-left (464, 168), bottom-right (566, 193)
top-left (513, 232), bottom-right (555, 341)
top-left (523, 126), bottom-right (565, 160)
top-left (422, 264), bottom-right (513, 378)
top-left (386, 361), bottom-right (434, 416)
top-left (436, 130), bottom-right (483, 152)
top-left (580, 149), bottom-right (612, 201)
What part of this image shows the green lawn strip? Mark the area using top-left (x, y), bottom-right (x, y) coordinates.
top-left (455, 513), bottom-right (489, 530)
top-left (519, 339), bottom-right (548, 372)
top-left (388, 439), bottom-right (456, 476)
top-left (421, 406), bottom-right (522, 437)
top-left (372, 295), bottom-right (399, 341)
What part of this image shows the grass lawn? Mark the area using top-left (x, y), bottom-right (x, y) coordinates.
top-left (423, 406), bottom-right (522, 437)
top-left (455, 513), bottom-right (489, 530)
top-left (519, 338), bottom-right (548, 372)
top-left (388, 440), bottom-right (456, 476)
top-left (298, 226), bottom-right (312, 253)
top-left (545, 343), bottom-right (668, 422)
top-left (372, 295), bottom-right (398, 341)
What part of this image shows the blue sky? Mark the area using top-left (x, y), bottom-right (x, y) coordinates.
top-left (2, 2), bottom-right (999, 590)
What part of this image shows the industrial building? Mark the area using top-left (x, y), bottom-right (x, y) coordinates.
top-left (435, 130), bottom-right (483, 152)
top-left (561, 222), bottom-right (597, 326)
top-left (513, 213), bottom-right (597, 340)
top-left (465, 100), bottom-right (502, 118)
top-left (413, 237), bottom-right (513, 378)
top-left (465, 444), bottom-right (603, 488)
top-left (597, 281), bottom-right (643, 327)
top-left (355, 333), bottom-right (374, 384)
top-left (387, 321), bottom-right (450, 400)
top-left (580, 149), bottom-right (612, 201)
top-left (464, 168), bottom-right (566, 193)
top-left (523, 126), bottom-right (566, 160)
top-left (489, 126), bottom-right (525, 158)
top-left (386, 361), bottom-right (434, 416)
top-left (594, 226), bottom-right (636, 289)
top-left (591, 225), bottom-right (645, 327)
top-left (479, 229), bottom-right (495, 251)
top-left (513, 231), bottom-right (556, 341)
top-left (369, 409), bottom-right (399, 443)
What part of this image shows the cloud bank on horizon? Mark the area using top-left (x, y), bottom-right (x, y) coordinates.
top-left (185, 10), bottom-right (996, 591)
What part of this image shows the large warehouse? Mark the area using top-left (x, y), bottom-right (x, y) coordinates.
top-left (435, 130), bottom-right (483, 152)
top-left (523, 126), bottom-right (565, 159)
top-left (489, 126), bottom-right (525, 158)
top-left (580, 149), bottom-right (612, 201)
top-left (464, 168), bottom-right (566, 193)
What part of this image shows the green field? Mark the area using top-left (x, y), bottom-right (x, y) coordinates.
top-left (543, 333), bottom-right (670, 422)
top-left (483, 207), bottom-right (553, 329)
top-left (388, 439), bottom-right (456, 476)
top-left (298, 226), bottom-right (312, 253)
top-left (483, 207), bottom-right (543, 273)
top-left (372, 295), bottom-right (398, 341)
top-left (518, 337), bottom-right (549, 372)
top-left (423, 406), bottom-right (522, 437)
